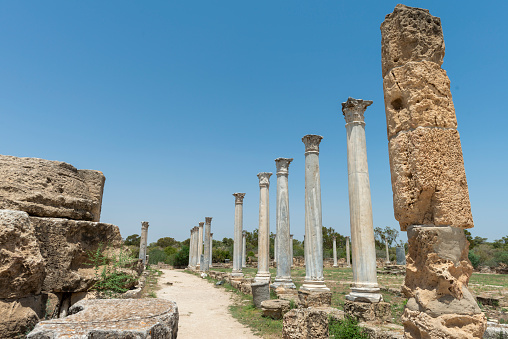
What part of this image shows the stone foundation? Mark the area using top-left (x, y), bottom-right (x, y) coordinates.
top-left (344, 300), bottom-right (391, 322)
top-left (298, 289), bottom-right (332, 308)
top-left (261, 299), bottom-right (290, 320)
top-left (282, 307), bottom-right (344, 339)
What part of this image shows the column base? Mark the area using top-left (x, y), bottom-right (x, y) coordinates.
top-left (300, 279), bottom-right (330, 292)
top-left (344, 299), bottom-right (391, 322)
top-left (346, 286), bottom-right (383, 303)
top-left (270, 277), bottom-right (296, 290)
top-left (231, 271), bottom-right (244, 280)
top-left (254, 272), bottom-right (271, 284)
top-left (298, 288), bottom-right (332, 307)
top-left (332, 264), bottom-right (338, 267)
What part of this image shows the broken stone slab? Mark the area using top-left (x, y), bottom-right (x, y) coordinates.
top-left (476, 295), bottom-right (502, 307)
top-left (298, 289), bottom-right (332, 308)
top-left (0, 154), bottom-right (105, 221)
top-left (261, 299), bottom-right (290, 320)
top-left (380, 4), bottom-right (445, 77)
top-left (0, 210), bottom-right (46, 299)
top-left (27, 298), bottom-right (179, 339)
top-left (388, 128), bottom-right (473, 230)
top-left (30, 216), bottom-right (122, 292)
top-left (344, 300), bottom-right (391, 323)
top-left (282, 306), bottom-right (344, 339)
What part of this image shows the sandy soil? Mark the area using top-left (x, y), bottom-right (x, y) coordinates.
top-left (157, 269), bottom-right (260, 338)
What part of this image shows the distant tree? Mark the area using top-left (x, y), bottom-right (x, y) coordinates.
top-left (181, 238), bottom-right (190, 247)
top-left (156, 237), bottom-right (179, 249)
top-left (374, 226), bottom-right (399, 250)
top-left (222, 237), bottom-right (234, 248)
top-left (164, 246), bottom-right (178, 256)
top-left (124, 234), bottom-right (140, 247)
top-left (172, 246), bottom-right (189, 267)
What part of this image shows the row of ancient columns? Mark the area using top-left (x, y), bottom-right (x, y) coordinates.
top-left (187, 217), bottom-right (213, 272)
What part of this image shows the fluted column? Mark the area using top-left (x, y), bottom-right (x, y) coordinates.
top-left (242, 231), bottom-right (247, 268)
top-left (197, 222), bottom-right (204, 269)
top-left (232, 193), bottom-right (245, 278)
top-left (290, 234), bottom-right (294, 267)
top-left (209, 233), bottom-right (213, 267)
top-left (333, 236), bottom-right (338, 267)
top-left (300, 135), bottom-right (328, 292)
top-left (139, 221), bottom-right (149, 266)
top-left (342, 97), bottom-right (382, 302)
top-left (202, 217), bottom-right (212, 272)
top-left (255, 172), bottom-right (272, 283)
top-left (346, 236), bottom-right (351, 267)
top-left (272, 157), bottom-right (295, 289)
top-left (188, 228), bottom-right (194, 268)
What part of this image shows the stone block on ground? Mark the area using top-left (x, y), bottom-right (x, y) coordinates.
top-left (27, 298), bottom-right (179, 339)
top-left (0, 155), bottom-right (105, 221)
top-left (298, 289), bottom-right (332, 308)
top-left (380, 4), bottom-right (444, 77)
top-left (360, 322), bottom-right (404, 339)
top-left (484, 322), bottom-right (508, 339)
top-left (388, 129), bottom-right (473, 230)
top-left (30, 216), bottom-right (122, 292)
top-left (282, 307), bottom-right (344, 339)
top-left (0, 210), bottom-right (46, 299)
top-left (344, 300), bottom-right (391, 322)
top-left (261, 299), bottom-right (290, 320)
top-left (251, 281), bottom-right (270, 308)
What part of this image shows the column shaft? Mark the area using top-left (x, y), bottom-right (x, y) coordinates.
top-left (202, 217), bottom-right (212, 272)
top-left (385, 239), bottom-right (390, 264)
top-left (139, 221), bottom-right (149, 266)
top-left (197, 222), bottom-right (204, 269)
top-left (346, 236), bottom-right (351, 267)
top-left (209, 233), bottom-right (213, 267)
top-left (255, 173), bottom-right (272, 283)
top-left (188, 228), bottom-right (194, 268)
top-left (333, 237), bottom-right (338, 267)
top-left (232, 193), bottom-right (245, 278)
top-left (242, 232), bottom-right (247, 268)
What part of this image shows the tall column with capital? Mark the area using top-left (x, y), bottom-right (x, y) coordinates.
top-left (209, 233), bottom-right (213, 267)
top-left (255, 172), bottom-right (272, 283)
top-left (190, 227), bottom-right (198, 269)
top-left (333, 236), bottom-right (338, 267)
top-left (346, 236), bottom-right (351, 267)
top-left (272, 157), bottom-right (295, 289)
top-left (139, 221), bottom-right (149, 266)
top-left (342, 97), bottom-right (382, 302)
top-left (232, 193), bottom-right (246, 278)
top-left (242, 231), bottom-right (247, 268)
top-left (197, 222), bottom-right (204, 269)
top-left (300, 135), bottom-right (328, 292)
top-left (290, 234), bottom-right (294, 267)
top-left (188, 227), bottom-right (194, 269)
top-left (202, 217), bottom-right (212, 272)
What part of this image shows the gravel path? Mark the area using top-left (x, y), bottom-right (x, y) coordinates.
top-left (157, 269), bottom-right (260, 338)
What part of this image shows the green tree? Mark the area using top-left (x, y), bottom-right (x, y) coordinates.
top-left (124, 234), bottom-right (140, 247)
top-left (374, 226), bottom-right (399, 250)
top-left (156, 237), bottom-right (179, 248)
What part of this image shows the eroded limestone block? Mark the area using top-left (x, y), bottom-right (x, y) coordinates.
top-left (0, 210), bottom-right (45, 299)
top-left (30, 216), bottom-right (122, 292)
top-left (298, 289), bottom-right (332, 308)
top-left (0, 155), bottom-right (105, 221)
top-left (282, 307), bottom-right (344, 339)
top-left (261, 299), bottom-right (290, 320)
top-left (383, 61), bottom-right (457, 139)
top-left (381, 4), bottom-right (444, 77)
top-left (251, 281), bottom-right (270, 308)
top-left (27, 298), bottom-right (179, 339)
top-left (344, 300), bottom-right (391, 322)
top-left (388, 129), bottom-right (473, 230)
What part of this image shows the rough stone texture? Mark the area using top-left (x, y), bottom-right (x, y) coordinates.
top-left (251, 281), bottom-right (270, 308)
top-left (282, 307), bottom-right (344, 339)
top-left (298, 289), bottom-right (332, 308)
top-left (27, 298), bottom-right (179, 339)
top-left (0, 293), bottom-right (59, 339)
top-left (344, 300), bottom-right (391, 322)
top-left (261, 299), bottom-right (290, 320)
top-left (381, 4), bottom-right (444, 77)
top-left (383, 61), bottom-right (457, 139)
top-left (360, 323), bottom-right (404, 339)
top-left (484, 322), bottom-right (508, 339)
top-left (0, 210), bottom-right (46, 299)
top-left (30, 216), bottom-right (122, 292)
top-left (388, 128), bottom-right (473, 230)
top-left (0, 155), bottom-right (105, 221)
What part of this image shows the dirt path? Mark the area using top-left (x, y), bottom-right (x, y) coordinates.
top-left (157, 269), bottom-right (260, 338)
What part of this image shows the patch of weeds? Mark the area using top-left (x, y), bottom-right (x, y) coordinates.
top-left (329, 315), bottom-right (370, 339)
top-left (142, 266), bottom-right (163, 298)
top-left (289, 299), bottom-right (298, 310)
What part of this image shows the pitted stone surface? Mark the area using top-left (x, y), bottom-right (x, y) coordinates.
top-left (27, 298), bottom-right (179, 338)
top-left (282, 307), bottom-right (344, 339)
top-left (0, 155), bottom-right (105, 221)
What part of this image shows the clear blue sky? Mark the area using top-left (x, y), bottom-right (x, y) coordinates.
top-left (1, 1), bottom-right (507, 245)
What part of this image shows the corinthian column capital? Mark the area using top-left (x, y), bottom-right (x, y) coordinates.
top-left (205, 217), bottom-right (212, 225)
top-left (233, 192), bottom-right (246, 204)
top-left (257, 172), bottom-right (272, 187)
top-left (199, 222), bottom-right (204, 227)
top-left (141, 221), bottom-right (149, 230)
top-left (342, 97), bottom-right (373, 124)
top-left (302, 135), bottom-right (323, 154)
top-left (275, 157), bottom-right (293, 176)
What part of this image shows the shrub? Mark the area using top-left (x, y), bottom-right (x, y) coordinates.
top-left (148, 248), bottom-right (170, 265)
top-left (172, 246), bottom-right (189, 267)
top-left (329, 315), bottom-right (369, 339)
top-left (469, 250), bottom-right (480, 269)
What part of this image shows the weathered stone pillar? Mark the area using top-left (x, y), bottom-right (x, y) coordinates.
top-left (342, 97), bottom-right (382, 303)
top-left (255, 172), bottom-right (272, 283)
top-left (332, 236), bottom-right (338, 267)
top-left (209, 233), bottom-right (213, 267)
top-left (300, 135), bottom-right (328, 292)
top-left (242, 230), bottom-right (247, 268)
top-left (381, 5), bottom-right (486, 338)
top-left (290, 234), bottom-right (294, 267)
top-left (385, 239), bottom-right (390, 264)
top-left (188, 228), bottom-right (194, 269)
top-left (197, 222), bottom-right (204, 269)
top-left (190, 227), bottom-right (198, 269)
top-left (202, 217), bottom-right (212, 272)
top-left (232, 193), bottom-right (245, 279)
top-left (139, 221), bottom-right (149, 266)
top-left (272, 157), bottom-right (295, 289)
top-left (396, 246), bottom-right (406, 266)
top-left (274, 234), bottom-right (277, 263)
top-left (346, 236), bottom-right (351, 267)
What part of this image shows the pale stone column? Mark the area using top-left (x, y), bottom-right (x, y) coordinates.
top-left (290, 234), bottom-right (294, 267)
top-left (202, 217), bottom-right (212, 272)
top-left (346, 236), bottom-right (351, 267)
top-left (197, 222), bottom-right (204, 269)
top-left (188, 228), bottom-right (194, 268)
top-left (272, 157), bottom-right (295, 289)
top-left (385, 239), bottom-right (390, 264)
top-left (300, 135), bottom-right (328, 292)
top-left (190, 227), bottom-right (198, 269)
top-left (332, 236), bottom-right (338, 267)
top-left (242, 231), bottom-right (247, 268)
top-left (139, 221), bottom-right (149, 266)
top-left (193, 226), bottom-right (200, 269)
top-left (255, 172), bottom-right (272, 283)
top-left (232, 193), bottom-right (246, 279)
top-left (274, 234), bottom-right (277, 263)
top-left (209, 233), bottom-right (213, 267)
top-left (342, 97), bottom-right (381, 303)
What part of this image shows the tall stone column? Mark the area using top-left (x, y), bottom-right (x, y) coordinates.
top-left (193, 227), bottom-right (200, 269)
top-left (300, 135), bottom-right (328, 292)
top-left (385, 239), bottom-right (390, 264)
top-left (290, 234), bottom-right (294, 267)
top-left (139, 221), bottom-right (149, 266)
top-left (332, 236), bottom-right (338, 267)
top-left (197, 222), bottom-right (204, 269)
top-left (255, 172), bottom-right (272, 283)
top-left (232, 193), bottom-right (245, 279)
top-left (209, 233), bottom-right (213, 268)
top-left (188, 228), bottom-right (194, 268)
top-left (190, 227), bottom-right (198, 269)
top-left (272, 157), bottom-right (295, 289)
top-left (342, 97), bottom-right (382, 303)
top-left (381, 5), bottom-right (486, 337)
top-left (202, 217), bottom-right (212, 272)
top-left (242, 231), bottom-right (247, 268)
top-left (346, 236), bottom-right (351, 267)
top-left (274, 234), bottom-right (277, 263)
